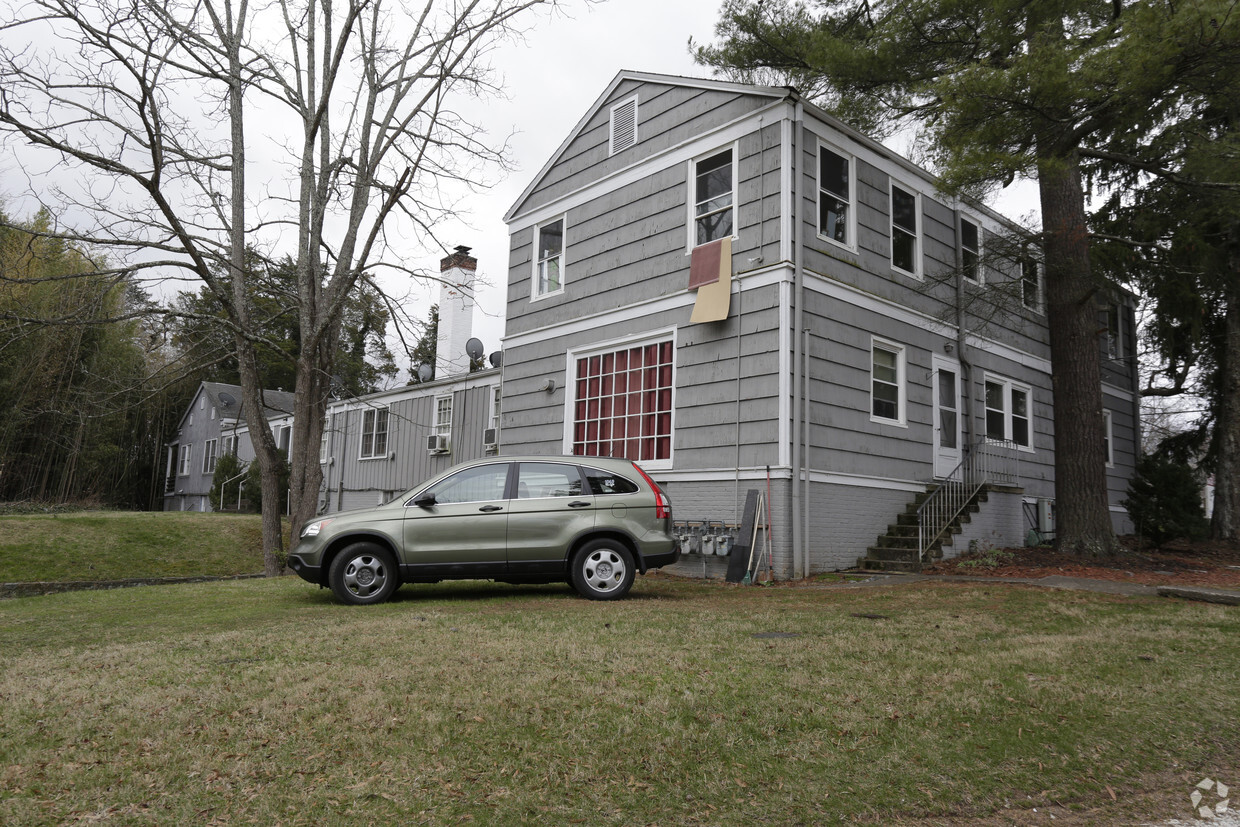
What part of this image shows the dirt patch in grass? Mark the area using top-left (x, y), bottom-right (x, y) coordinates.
top-left (924, 538), bottom-right (1240, 589)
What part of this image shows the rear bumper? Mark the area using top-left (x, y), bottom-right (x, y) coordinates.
top-left (642, 540), bottom-right (681, 570)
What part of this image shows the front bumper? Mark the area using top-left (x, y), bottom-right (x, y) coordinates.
top-left (287, 553), bottom-right (322, 585)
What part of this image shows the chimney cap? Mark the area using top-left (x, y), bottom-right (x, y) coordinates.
top-left (440, 245), bottom-right (477, 273)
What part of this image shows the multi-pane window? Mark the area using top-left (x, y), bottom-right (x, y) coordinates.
top-left (178, 444), bottom-right (192, 476)
top-left (818, 146), bottom-right (851, 245)
top-left (360, 407), bottom-right (389, 459)
top-left (890, 184), bottom-right (919, 275)
top-left (202, 439), bottom-right (218, 474)
top-left (871, 341), bottom-right (905, 424)
top-left (1104, 302), bottom-right (1122, 359)
top-left (961, 218), bottom-right (981, 283)
top-left (319, 417), bottom-right (330, 464)
top-left (222, 434), bottom-right (238, 457)
top-left (985, 377), bottom-right (1032, 449)
top-left (572, 339), bottom-right (674, 464)
top-left (435, 395), bottom-right (453, 437)
top-left (535, 218), bottom-right (564, 297)
top-left (490, 386), bottom-right (501, 432)
top-left (1103, 410), bottom-right (1114, 467)
top-left (1021, 257), bottom-right (1041, 310)
top-left (693, 149), bottom-right (734, 247)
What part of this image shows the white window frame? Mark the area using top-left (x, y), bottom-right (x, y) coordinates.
top-left (178, 443), bottom-right (192, 476)
top-left (564, 330), bottom-right (677, 471)
top-left (1103, 410), bottom-right (1114, 467)
top-left (983, 375), bottom-right (1035, 452)
top-left (532, 216), bottom-right (566, 300)
top-left (869, 338), bottom-right (907, 427)
top-left (890, 183), bottom-right (921, 278)
top-left (202, 439), bottom-right (218, 475)
top-left (490, 385), bottom-right (501, 432)
top-left (1104, 302), bottom-right (1122, 360)
top-left (435, 395), bottom-right (453, 438)
top-left (609, 95), bottom-right (638, 155)
top-left (319, 416), bottom-right (330, 464)
top-left (817, 142), bottom-right (856, 250)
top-left (1021, 257), bottom-right (1042, 312)
top-left (222, 434), bottom-right (238, 457)
top-left (960, 215), bottom-right (982, 285)
top-left (359, 406), bottom-right (389, 460)
top-left (687, 145), bottom-right (738, 251)
top-left (277, 423), bottom-right (291, 454)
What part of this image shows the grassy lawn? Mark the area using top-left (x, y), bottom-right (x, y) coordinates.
top-left (1, 576), bottom-right (1237, 825)
top-left (0, 512), bottom-right (265, 582)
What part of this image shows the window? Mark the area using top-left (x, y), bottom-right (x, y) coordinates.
top-left (319, 417), bottom-right (330, 464)
top-left (178, 444), bottom-right (192, 476)
top-left (1104, 302), bottom-right (1122, 359)
top-left (417, 463), bottom-right (510, 506)
top-left (534, 218), bottom-right (564, 298)
top-left (609, 96), bottom-right (637, 154)
top-left (890, 184), bottom-right (919, 276)
top-left (360, 407), bottom-right (389, 459)
top-left (222, 434), bottom-right (238, 457)
top-left (277, 424), bottom-right (291, 454)
top-left (571, 338), bottom-right (674, 465)
top-left (517, 462), bottom-right (584, 499)
top-left (1021, 257), bottom-right (1041, 311)
top-left (961, 217), bottom-right (981, 283)
top-left (870, 340), bottom-right (906, 425)
top-left (818, 145), bottom-right (852, 246)
top-left (202, 439), bottom-right (218, 475)
top-left (583, 466), bottom-right (641, 495)
top-left (692, 149), bottom-right (734, 247)
top-left (1103, 410), bottom-right (1114, 467)
top-left (984, 377), bottom-right (1033, 450)
top-left (490, 386), bottom-right (501, 432)
top-left (435, 395), bottom-right (453, 438)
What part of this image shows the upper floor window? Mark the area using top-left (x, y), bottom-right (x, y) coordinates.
top-left (570, 337), bottom-right (674, 467)
top-left (1021, 257), bottom-right (1041, 311)
top-left (890, 184), bottom-right (920, 277)
top-left (818, 145), bottom-right (852, 246)
top-left (534, 218), bottom-right (564, 298)
top-left (870, 339), bottom-right (907, 425)
top-left (609, 96), bottom-right (638, 155)
top-left (202, 439), bottom-right (218, 475)
top-left (490, 386), bottom-right (501, 432)
top-left (319, 416), bottom-right (330, 464)
top-left (178, 444), bottom-right (192, 476)
top-left (985, 376), bottom-right (1032, 450)
top-left (692, 148), bottom-right (734, 247)
top-left (435, 395), bottom-right (453, 438)
top-left (960, 217), bottom-right (981, 284)
top-left (360, 407), bottom-right (389, 459)
top-left (222, 434), bottom-right (238, 457)
top-left (1103, 302), bottom-right (1122, 359)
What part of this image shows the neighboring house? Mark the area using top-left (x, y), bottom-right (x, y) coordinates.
top-left (163, 383), bottom-right (296, 512)
top-left (164, 247), bottom-right (504, 515)
top-left (498, 70), bottom-right (1139, 578)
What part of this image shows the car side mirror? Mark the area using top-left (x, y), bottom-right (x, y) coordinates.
top-left (413, 494), bottom-right (436, 508)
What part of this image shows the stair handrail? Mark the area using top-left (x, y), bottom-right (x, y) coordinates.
top-left (215, 470), bottom-right (248, 512)
top-left (917, 440), bottom-right (1019, 560)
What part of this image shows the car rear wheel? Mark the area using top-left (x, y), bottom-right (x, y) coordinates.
top-left (328, 542), bottom-right (399, 605)
top-left (570, 539), bottom-right (635, 600)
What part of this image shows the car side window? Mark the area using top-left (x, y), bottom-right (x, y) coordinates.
top-left (419, 463), bottom-right (510, 505)
top-left (517, 463), bottom-right (584, 499)
top-left (581, 467), bottom-right (640, 495)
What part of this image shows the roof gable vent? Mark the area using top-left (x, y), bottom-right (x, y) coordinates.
top-left (609, 96), bottom-right (638, 155)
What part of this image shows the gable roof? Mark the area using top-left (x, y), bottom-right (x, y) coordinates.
top-left (504, 70), bottom-right (790, 223)
top-left (178, 381), bottom-right (297, 433)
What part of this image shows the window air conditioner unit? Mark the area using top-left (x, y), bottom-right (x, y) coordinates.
top-left (482, 428), bottom-right (498, 450)
top-left (426, 434), bottom-right (450, 454)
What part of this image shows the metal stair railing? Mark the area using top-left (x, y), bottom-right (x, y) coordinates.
top-left (917, 440), bottom-right (1019, 561)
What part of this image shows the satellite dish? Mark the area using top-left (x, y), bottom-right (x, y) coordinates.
top-left (466, 337), bottom-right (485, 360)
top-left (416, 363), bottom-right (433, 383)
top-left (488, 351), bottom-right (503, 368)
top-left (218, 392), bottom-right (237, 408)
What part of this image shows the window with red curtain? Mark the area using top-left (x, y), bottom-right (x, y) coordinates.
top-left (572, 339), bottom-right (673, 462)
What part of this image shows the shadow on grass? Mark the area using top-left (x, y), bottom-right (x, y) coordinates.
top-left (288, 577), bottom-right (689, 606)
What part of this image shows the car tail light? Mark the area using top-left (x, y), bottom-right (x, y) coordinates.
top-left (631, 462), bottom-right (670, 520)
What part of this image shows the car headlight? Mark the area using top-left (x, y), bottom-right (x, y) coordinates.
top-left (301, 519), bottom-right (333, 538)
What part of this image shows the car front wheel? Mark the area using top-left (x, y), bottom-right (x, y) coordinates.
top-left (328, 542), bottom-right (399, 605)
top-left (570, 539), bottom-right (635, 600)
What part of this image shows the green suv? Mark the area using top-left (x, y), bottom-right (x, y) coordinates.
top-left (289, 456), bottom-right (679, 604)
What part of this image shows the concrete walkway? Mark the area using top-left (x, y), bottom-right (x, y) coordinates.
top-left (835, 570), bottom-right (1240, 605)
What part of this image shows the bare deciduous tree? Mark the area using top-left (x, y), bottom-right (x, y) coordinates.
top-left (1, 0), bottom-right (554, 572)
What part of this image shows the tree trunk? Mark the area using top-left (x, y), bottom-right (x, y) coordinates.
top-left (1211, 279), bottom-right (1240, 541)
top-left (1038, 149), bottom-right (1119, 556)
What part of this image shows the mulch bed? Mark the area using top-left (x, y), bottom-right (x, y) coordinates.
top-left (923, 537), bottom-right (1240, 589)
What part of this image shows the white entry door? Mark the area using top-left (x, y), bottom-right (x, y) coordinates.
top-left (932, 355), bottom-right (962, 478)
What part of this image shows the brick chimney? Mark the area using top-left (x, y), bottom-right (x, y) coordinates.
top-left (435, 245), bottom-right (476, 379)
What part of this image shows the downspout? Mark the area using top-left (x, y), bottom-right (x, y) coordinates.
top-left (954, 210), bottom-right (973, 451)
top-left (790, 96), bottom-right (806, 579)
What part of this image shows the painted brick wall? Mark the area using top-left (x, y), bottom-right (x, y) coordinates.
top-left (807, 482), bottom-right (913, 571)
top-left (945, 489), bottom-right (1027, 558)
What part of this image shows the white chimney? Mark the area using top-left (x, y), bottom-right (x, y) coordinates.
top-left (435, 245), bottom-right (476, 379)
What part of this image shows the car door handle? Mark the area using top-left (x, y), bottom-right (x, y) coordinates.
top-left (479, 505), bottom-right (503, 513)
top-left (567, 501), bottom-right (591, 508)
